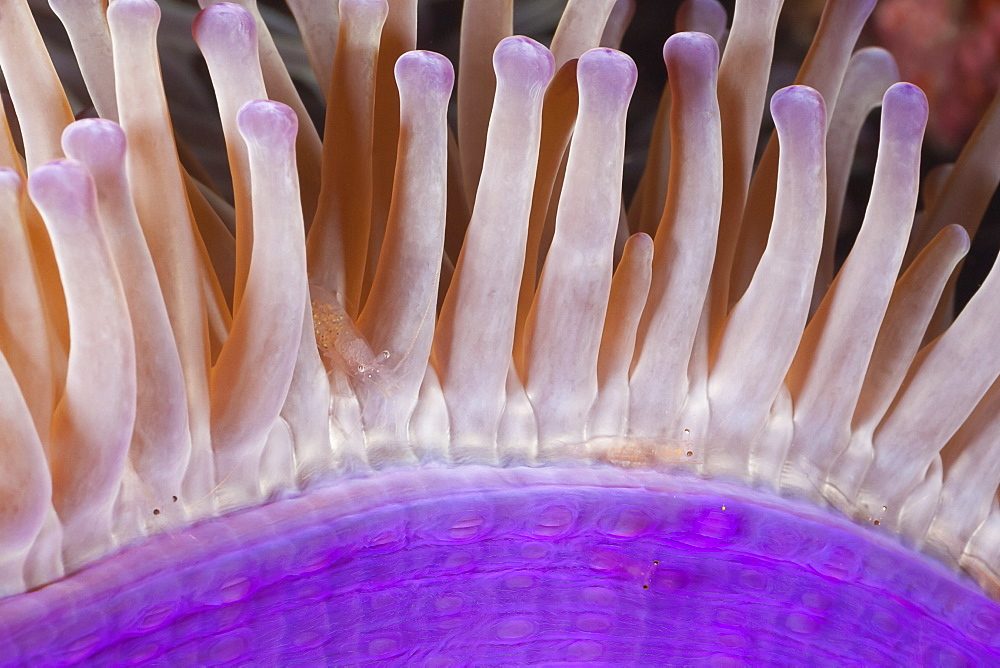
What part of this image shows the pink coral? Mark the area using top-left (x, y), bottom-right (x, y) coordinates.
top-left (875, 0), bottom-right (1000, 149)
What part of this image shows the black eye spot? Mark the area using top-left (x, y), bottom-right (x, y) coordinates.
top-left (153, 509), bottom-right (161, 516)
top-left (172, 495), bottom-right (178, 502)
top-left (642, 584), bottom-right (649, 590)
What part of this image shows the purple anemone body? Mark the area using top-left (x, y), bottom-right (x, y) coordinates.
top-left (3, 467), bottom-right (1000, 665)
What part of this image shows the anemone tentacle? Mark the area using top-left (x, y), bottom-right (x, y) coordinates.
top-left (1, 0), bottom-right (1000, 663)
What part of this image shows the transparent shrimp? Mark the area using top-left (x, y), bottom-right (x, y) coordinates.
top-left (309, 284), bottom-right (395, 394)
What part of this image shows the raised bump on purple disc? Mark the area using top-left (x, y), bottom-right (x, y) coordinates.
top-left (210, 99), bottom-right (305, 508)
top-left (433, 35), bottom-right (553, 461)
top-left (359, 51), bottom-right (453, 412)
top-left (28, 159), bottom-right (136, 570)
top-left (61, 118), bottom-right (192, 531)
top-left (523, 47), bottom-right (635, 451)
top-left (782, 83), bottom-right (926, 495)
top-left (705, 85), bottom-right (826, 478)
top-left (628, 32), bottom-right (721, 439)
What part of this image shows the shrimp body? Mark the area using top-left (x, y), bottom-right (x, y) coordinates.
top-left (310, 285), bottom-right (393, 389)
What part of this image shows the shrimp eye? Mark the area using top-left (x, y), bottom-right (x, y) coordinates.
top-left (357, 364), bottom-right (367, 374)
top-left (376, 350), bottom-right (390, 364)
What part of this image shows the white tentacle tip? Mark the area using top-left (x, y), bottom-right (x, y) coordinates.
top-left (395, 51), bottom-right (455, 103)
top-left (771, 85), bottom-right (827, 146)
top-left (237, 100), bottom-right (298, 150)
top-left (578, 48), bottom-right (638, 105)
top-left (28, 160), bottom-right (98, 224)
top-left (663, 31), bottom-right (720, 81)
top-left (882, 82), bottom-right (929, 141)
top-left (193, 2), bottom-right (258, 55)
top-left (493, 36), bottom-right (556, 94)
top-left (62, 119), bottom-right (128, 174)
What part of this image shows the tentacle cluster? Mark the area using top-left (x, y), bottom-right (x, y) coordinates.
top-left (0, 0), bottom-right (999, 615)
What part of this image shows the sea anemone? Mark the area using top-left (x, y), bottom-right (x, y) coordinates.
top-left (2, 0), bottom-right (1000, 663)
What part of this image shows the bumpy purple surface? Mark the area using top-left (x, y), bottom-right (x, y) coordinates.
top-left (1, 465), bottom-right (998, 665)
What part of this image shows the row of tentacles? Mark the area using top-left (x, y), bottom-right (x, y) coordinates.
top-left (0, 0), bottom-right (997, 624)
